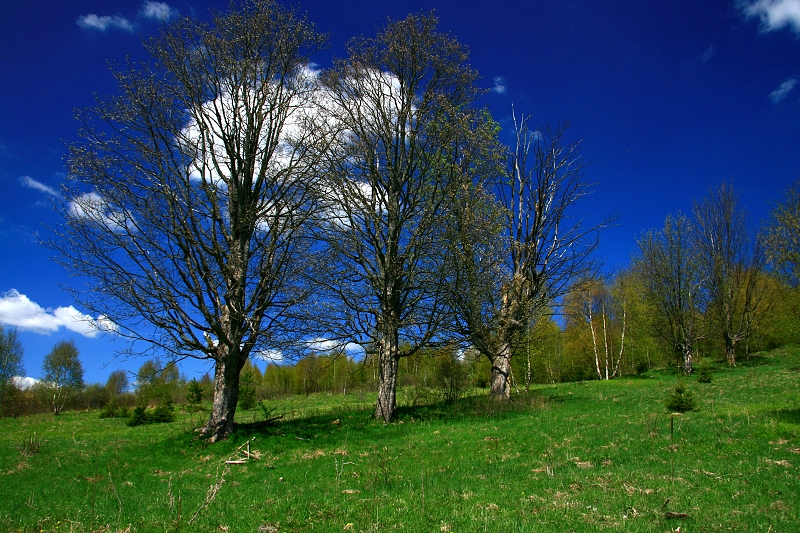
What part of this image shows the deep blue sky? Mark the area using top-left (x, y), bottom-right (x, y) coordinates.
top-left (1, 0), bottom-right (799, 385)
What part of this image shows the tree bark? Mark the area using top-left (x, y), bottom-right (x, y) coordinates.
top-left (375, 340), bottom-right (399, 423)
top-left (201, 351), bottom-right (244, 442)
top-left (489, 343), bottom-right (512, 400)
top-left (680, 343), bottom-right (693, 375)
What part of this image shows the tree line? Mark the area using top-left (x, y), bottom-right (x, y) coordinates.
top-left (14, 0), bottom-right (793, 441)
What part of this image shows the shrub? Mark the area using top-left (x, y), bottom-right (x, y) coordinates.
top-left (435, 355), bottom-right (469, 403)
top-left (99, 397), bottom-right (130, 419)
top-left (696, 365), bottom-right (714, 383)
top-left (18, 434), bottom-right (42, 457)
top-left (666, 382), bottom-right (697, 413)
top-left (127, 396), bottom-right (175, 426)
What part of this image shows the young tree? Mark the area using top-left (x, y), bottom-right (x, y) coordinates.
top-left (693, 183), bottom-right (766, 366)
top-left (55, 1), bottom-right (328, 441)
top-left (0, 326), bottom-right (24, 415)
top-left (448, 116), bottom-right (607, 399)
top-left (105, 369), bottom-right (130, 397)
top-left (309, 13), bottom-right (495, 421)
top-left (764, 178), bottom-right (800, 289)
top-left (42, 339), bottom-right (84, 415)
top-left (634, 214), bottom-right (704, 373)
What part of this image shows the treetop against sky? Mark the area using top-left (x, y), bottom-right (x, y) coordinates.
top-left (0, 0), bottom-right (799, 385)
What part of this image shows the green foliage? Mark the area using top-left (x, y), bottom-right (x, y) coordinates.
top-left (42, 339), bottom-right (84, 415)
top-left (0, 325), bottom-right (24, 415)
top-left (1, 347), bottom-right (799, 532)
top-left (434, 353), bottom-right (468, 403)
top-left (665, 381), bottom-right (697, 413)
top-left (238, 363), bottom-right (258, 410)
top-left (127, 396), bottom-right (175, 426)
top-left (99, 396), bottom-right (130, 419)
top-left (187, 378), bottom-right (205, 406)
top-left (696, 365), bottom-right (714, 383)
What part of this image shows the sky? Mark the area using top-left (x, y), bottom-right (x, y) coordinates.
top-left (1, 0), bottom-right (799, 386)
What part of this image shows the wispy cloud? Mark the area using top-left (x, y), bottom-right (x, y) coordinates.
top-left (491, 76), bottom-right (507, 94)
top-left (141, 1), bottom-right (177, 21)
top-left (0, 289), bottom-right (117, 338)
top-left (19, 176), bottom-right (59, 197)
top-left (741, 0), bottom-right (800, 34)
top-left (68, 192), bottom-right (133, 233)
top-left (769, 77), bottom-right (798, 103)
top-left (77, 14), bottom-right (135, 33)
top-left (700, 45), bottom-right (715, 62)
top-left (78, 1), bottom-right (176, 32)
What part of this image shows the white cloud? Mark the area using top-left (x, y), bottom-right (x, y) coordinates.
top-left (141, 1), bottom-right (177, 21)
top-left (741, 0), bottom-right (800, 33)
top-left (491, 76), bottom-right (507, 94)
top-left (12, 376), bottom-right (38, 390)
top-left (77, 2), bottom-right (176, 33)
top-left (253, 349), bottom-right (284, 363)
top-left (0, 289), bottom-right (117, 338)
top-left (19, 176), bottom-right (59, 197)
top-left (769, 77), bottom-right (798, 102)
top-left (77, 14), bottom-right (135, 33)
top-left (68, 192), bottom-right (133, 233)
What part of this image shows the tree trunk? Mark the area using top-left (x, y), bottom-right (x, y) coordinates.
top-left (724, 334), bottom-right (737, 367)
top-left (489, 343), bottom-right (512, 400)
top-left (681, 344), bottom-right (693, 375)
top-left (375, 351), bottom-right (399, 423)
top-left (201, 353), bottom-right (243, 442)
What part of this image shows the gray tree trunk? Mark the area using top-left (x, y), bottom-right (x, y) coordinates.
top-left (489, 343), bottom-right (512, 400)
top-left (375, 335), bottom-right (400, 423)
top-left (201, 352), bottom-right (244, 442)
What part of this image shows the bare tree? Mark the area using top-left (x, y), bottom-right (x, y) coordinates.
top-left (634, 213), bottom-right (704, 373)
top-left (308, 13), bottom-right (492, 422)
top-left (693, 183), bottom-right (766, 366)
top-left (448, 116), bottom-right (607, 399)
top-left (55, 1), bottom-right (328, 441)
top-left (0, 326), bottom-right (24, 415)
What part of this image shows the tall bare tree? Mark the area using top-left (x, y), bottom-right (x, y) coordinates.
top-left (634, 213), bottom-right (704, 373)
top-left (693, 183), bottom-right (766, 366)
top-left (308, 13), bottom-right (494, 422)
top-left (55, 1), bottom-right (328, 441)
top-left (448, 116), bottom-right (606, 399)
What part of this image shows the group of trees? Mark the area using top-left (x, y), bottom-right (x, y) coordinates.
top-left (37, 0), bottom-right (798, 440)
top-left (0, 334), bottom-right (84, 417)
top-left (54, 0), bottom-right (605, 441)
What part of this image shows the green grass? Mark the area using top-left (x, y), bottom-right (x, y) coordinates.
top-left (1, 348), bottom-right (799, 532)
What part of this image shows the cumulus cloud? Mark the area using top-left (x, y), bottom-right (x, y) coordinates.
top-left (769, 77), bottom-right (798, 102)
top-left (12, 376), bottom-right (39, 390)
top-left (491, 76), bottom-right (507, 94)
top-left (0, 289), bottom-right (117, 338)
top-left (741, 0), bottom-right (800, 33)
top-left (77, 14), bottom-right (135, 32)
top-left (141, 1), bottom-right (177, 21)
top-left (19, 176), bottom-right (59, 197)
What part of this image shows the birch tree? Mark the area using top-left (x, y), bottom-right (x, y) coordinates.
top-left (55, 1), bottom-right (328, 441)
top-left (309, 13), bottom-right (495, 422)
top-left (0, 326), bottom-right (24, 415)
top-left (448, 116), bottom-right (607, 399)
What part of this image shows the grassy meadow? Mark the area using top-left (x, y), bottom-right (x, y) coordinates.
top-left (1, 348), bottom-right (799, 533)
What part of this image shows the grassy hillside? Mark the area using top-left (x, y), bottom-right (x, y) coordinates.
top-left (1, 348), bottom-right (798, 532)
